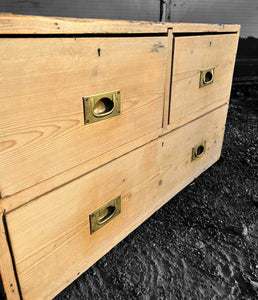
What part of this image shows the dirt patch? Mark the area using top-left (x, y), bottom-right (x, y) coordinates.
top-left (55, 85), bottom-right (258, 300)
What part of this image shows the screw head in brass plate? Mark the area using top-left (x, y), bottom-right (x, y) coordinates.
top-left (82, 90), bottom-right (121, 125)
top-left (199, 68), bottom-right (215, 88)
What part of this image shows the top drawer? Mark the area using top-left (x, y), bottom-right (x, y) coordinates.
top-left (169, 33), bottom-right (239, 126)
top-left (0, 36), bottom-right (168, 197)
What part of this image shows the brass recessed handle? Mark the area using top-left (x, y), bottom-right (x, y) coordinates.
top-left (93, 97), bottom-right (115, 117)
top-left (96, 205), bottom-right (116, 225)
top-left (89, 195), bottom-right (121, 234)
top-left (192, 141), bottom-right (206, 161)
top-left (83, 90), bottom-right (121, 125)
top-left (199, 68), bottom-right (214, 88)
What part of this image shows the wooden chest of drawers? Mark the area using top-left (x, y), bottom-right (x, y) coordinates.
top-left (0, 15), bottom-right (239, 300)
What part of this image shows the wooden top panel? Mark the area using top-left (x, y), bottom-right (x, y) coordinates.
top-left (169, 23), bottom-right (240, 34)
top-left (0, 14), bottom-right (167, 34)
top-left (0, 14), bottom-right (240, 34)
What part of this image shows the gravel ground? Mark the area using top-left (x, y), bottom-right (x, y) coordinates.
top-left (55, 85), bottom-right (258, 300)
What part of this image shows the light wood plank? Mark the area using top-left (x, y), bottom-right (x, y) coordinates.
top-left (0, 129), bottom-right (162, 213)
top-left (0, 36), bottom-right (168, 197)
top-left (6, 104), bottom-right (228, 300)
top-left (0, 14), bottom-right (239, 35)
top-left (168, 22), bottom-right (240, 34)
top-left (0, 14), bottom-right (167, 34)
top-left (167, 97), bottom-right (229, 132)
top-left (169, 33), bottom-right (239, 125)
top-left (0, 211), bottom-right (20, 300)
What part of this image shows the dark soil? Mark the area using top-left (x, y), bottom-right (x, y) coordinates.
top-left (54, 85), bottom-right (258, 300)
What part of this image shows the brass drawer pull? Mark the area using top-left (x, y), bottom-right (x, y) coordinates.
top-left (93, 97), bottom-right (114, 117)
top-left (97, 205), bottom-right (116, 225)
top-left (83, 90), bottom-right (121, 125)
top-left (192, 141), bottom-right (206, 161)
top-left (89, 195), bottom-right (121, 234)
top-left (199, 68), bottom-right (215, 88)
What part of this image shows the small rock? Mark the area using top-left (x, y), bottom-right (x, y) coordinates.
top-left (242, 225), bottom-right (248, 237)
top-left (250, 280), bottom-right (258, 289)
top-left (196, 241), bottom-right (205, 249)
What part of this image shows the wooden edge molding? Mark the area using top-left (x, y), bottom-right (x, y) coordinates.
top-left (0, 14), bottom-right (167, 34)
top-left (0, 14), bottom-right (240, 35)
top-left (168, 23), bottom-right (240, 34)
top-left (0, 211), bottom-right (20, 300)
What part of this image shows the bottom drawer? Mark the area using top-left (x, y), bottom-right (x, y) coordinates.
top-left (6, 104), bottom-right (228, 300)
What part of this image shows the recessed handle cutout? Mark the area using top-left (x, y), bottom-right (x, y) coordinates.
top-left (83, 90), bottom-right (120, 125)
top-left (199, 68), bottom-right (214, 88)
top-left (89, 195), bottom-right (121, 234)
top-left (93, 97), bottom-right (114, 117)
top-left (192, 141), bottom-right (206, 161)
top-left (96, 205), bottom-right (116, 225)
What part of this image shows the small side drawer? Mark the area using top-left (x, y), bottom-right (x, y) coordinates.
top-left (169, 33), bottom-right (238, 127)
top-left (5, 105), bottom-right (228, 300)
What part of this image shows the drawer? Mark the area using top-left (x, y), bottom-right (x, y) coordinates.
top-left (6, 104), bottom-right (228, 300)
top-left (0, 35), bottom-right (168, 197)
top-left (169, 33), bottom-right (239, 127)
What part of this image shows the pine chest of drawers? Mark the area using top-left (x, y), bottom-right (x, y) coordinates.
top-left (0, 15), bottom-right (239, 300)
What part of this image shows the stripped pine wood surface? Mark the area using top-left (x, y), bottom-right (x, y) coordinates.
top-left (170, 23), bottom-right (240, 34)
top-left (169, 33), bottom-right (239, 126)
top-left (167, 96), bottom-right (229, 132)
top-left (6, 104), bottom-right (228, 300)
top-left (0, 129), bottom-right (162, 213)
top-left (0, 16), bottom-right (240, 300)
top-left (0, 14), bottom-right (240, 35)
top-left (0, 14), bottom-right (167, 34)
top-left (0, 36), bottom-right (168, 197)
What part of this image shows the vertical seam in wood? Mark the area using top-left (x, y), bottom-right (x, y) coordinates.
top-left (162, 29), bottom-right (173, 132)
top-left (0, 273), bottom-right (7, 300)
top-left (0, 212), bottom-right (22, 300)
top-left (167, 34), bottom-right (175, 126)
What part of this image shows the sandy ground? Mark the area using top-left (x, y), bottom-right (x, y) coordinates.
top-left (54, 85), bottom-right (258, 300)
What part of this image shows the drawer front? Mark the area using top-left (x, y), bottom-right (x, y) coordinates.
top-left (0, 36), bottom-right (167, 197)
top-left (169, 33), bottom-right (238, 126)
top-left (6, 104), bottom-right (228, 300)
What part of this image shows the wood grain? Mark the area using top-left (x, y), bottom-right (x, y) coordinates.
top-left (167, 97), bottom-right (229, 132)
top-left (6, 104), bottom-right (228, 300)
top-left (0, 36), bottom-right (168, 197)
top-left (169, 33), bottom-right (239, 126)
top-left (0, 129), bottom-right (162, 213)
top-left (0, 14), bottom-right (240, 35)
top-left (0, 211), bottom-right (20, 300)
top-left (0, 14), bottom-right (167, 34)
top-left (168, 23), bottom-right (240, 34)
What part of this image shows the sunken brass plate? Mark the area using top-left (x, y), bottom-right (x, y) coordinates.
top-left (89, 195), bottom-right (121, 234)
top-left (199, 67), bottom-right (215, 88)
top-left (83, 90), bottom-right (121, 125)
top-left (192, 141), bottom-right (206, 161)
